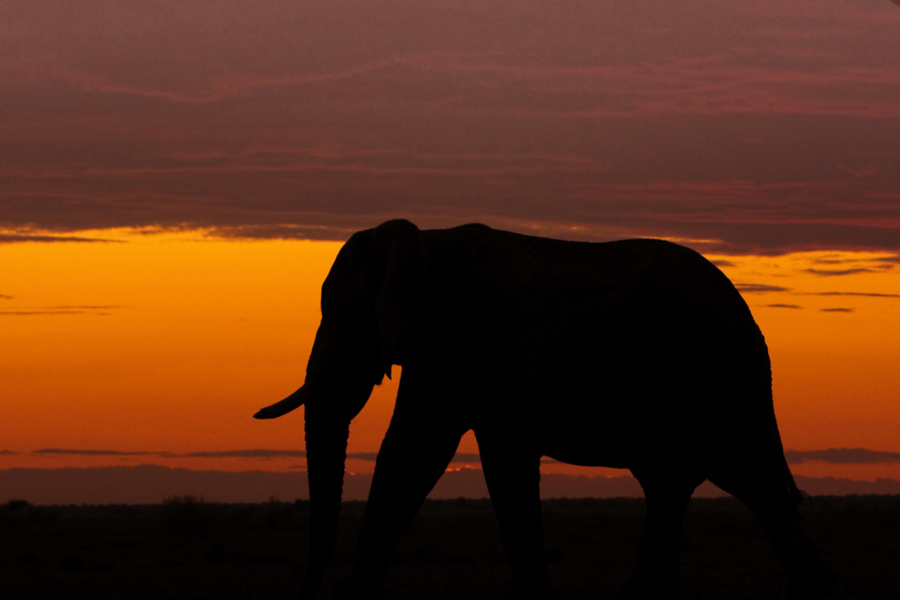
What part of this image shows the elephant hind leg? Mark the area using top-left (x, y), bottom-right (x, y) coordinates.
top-left (708, 465), bottom-right (837, 599)
top-left (616, 468), bottom-right (702, 600)
top-left (477, 433), bottom-right (553, 600)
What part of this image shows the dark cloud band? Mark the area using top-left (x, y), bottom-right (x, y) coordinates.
top-left (813, 291), bottom-right (900, 299)
top-left (26, 449), bottom-right (521, 465)
top-left (347, 452), bottom-right (484, 464)
top-left (785, 448), bottom-right (900, 465)
top-left (33, 449), bottom-right (165, 456)
top-left (1, 306), bottom-right (121, 317)
top-left (0, 233), bottom-right (111, 244)
top-left (2, 1), bottom-right (899, 255)
top-left (735, 283), bottom-right (791, 294)
top-left (185, 450), bottom-right (306, 459)
top-left (29, 447), bottom-right (900, 466)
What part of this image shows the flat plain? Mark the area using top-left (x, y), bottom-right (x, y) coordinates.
top-left (1, 495), bottom-right (897, 599)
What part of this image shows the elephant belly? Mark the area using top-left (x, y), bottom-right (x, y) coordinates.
top-left (539, 409), bottom-right (653, 469)
top-left (533, 375), bottom-right (718, 471)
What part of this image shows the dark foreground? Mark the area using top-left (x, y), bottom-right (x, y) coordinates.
top-left (1, 495), bottom-right (897, 599)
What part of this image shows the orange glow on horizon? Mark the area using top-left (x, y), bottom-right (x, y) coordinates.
top-left (1, 232), bottom-right (898, 483)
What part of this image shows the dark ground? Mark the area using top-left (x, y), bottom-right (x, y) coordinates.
top-left (1, 495), bottom-right (897, 599)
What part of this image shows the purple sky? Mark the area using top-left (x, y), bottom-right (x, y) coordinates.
top-left (2, 0), bottom-right (899, 254)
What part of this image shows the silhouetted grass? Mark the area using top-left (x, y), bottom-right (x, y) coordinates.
top-left (0, 496), bottom-right (896, 599)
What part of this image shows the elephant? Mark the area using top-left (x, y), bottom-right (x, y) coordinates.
top-left (254, 219), bottom-right (835, 599)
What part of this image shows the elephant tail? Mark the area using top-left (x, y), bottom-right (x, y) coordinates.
top-left (784, 460), bottom-right (807, 506)
top-left (769, 409), bottom-right (806, 507)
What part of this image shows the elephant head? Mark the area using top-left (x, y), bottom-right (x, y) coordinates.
top-left (253, 219), bottom-right (427, 596)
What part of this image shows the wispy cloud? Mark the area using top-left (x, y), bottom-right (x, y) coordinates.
top-left (208, 224), bottom-right (356, 243)
top-left (177, 450), bottom-right (486, 463)
top-left (0, 305), bottom-right (122, 317)
top-left (785, 448), bottom-right (900, 465)
top-left (0, 294), bottom-right (13, 300)
top-left (0, 232), bottom-right (112, 244)
top-left (25, 446), bottom-right (900, 474)
top-left (735, 283), bottom-right (791, 293)
top-left (766, 303), bottom-right (803, 309)
top-left (33, 448), bottom-right (167, 456)
top-left (25, 448), bottom-right (509, 465)
top-left (185, 450), bottom-right (306, 459)
top-left (346, 453), bottom-right (377, 462)
top-left (806, 268), bottom-right (886, 277)
top-left (812, 291), bottom-right (900, 299)
top-left (347, 452), bottom-right (484, 464)
top-left (31, 448), bottom-right (306, 459)
top-left (820, 307), bottom-right (854, 313)
top-left (803, 254), bottom-right (897, 277)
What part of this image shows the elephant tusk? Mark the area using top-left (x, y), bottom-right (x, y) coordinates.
top-left (253, 385), bottom-right (310, 419)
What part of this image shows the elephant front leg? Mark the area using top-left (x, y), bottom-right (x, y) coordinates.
top-left (477, 431), bottom-right (554, 600)
top-left (340, 415), bottom-right (464, 598)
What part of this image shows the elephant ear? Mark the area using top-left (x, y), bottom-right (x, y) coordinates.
top-left (373, 219), bottom-right (428, 378)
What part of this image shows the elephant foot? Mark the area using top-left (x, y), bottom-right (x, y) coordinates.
top-left (330, 572), bottom-right (386, 600)
top-left (787, 561), bottom-right (837, 599)
top-left (299, 570), bottom-right (326, 600)
top-left (613, 575), bottom-right (678, 600)
top-left (506, 576), bottom-right (555, 600)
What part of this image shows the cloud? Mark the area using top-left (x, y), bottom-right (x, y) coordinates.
top-left (185, 450), bottom-right (306, 459)
top-left (820, 307), bottom-right (854, 313)
top-left (803, 254), bottom-right (897, 277)
top-left (347, 452), bottom-right (484, 464)
top-left (0, 450), bottom-right (17, 455)
top-left (32, 448), bottom-right (311, 460)
top-left (346, 453), bottom-right (378, 462)
top-left (0, 232), bottom-right (112, 244)
top-left (208, 224), bottom-right (358, 243)
top-left (28, 448), bottom-right (548, 466)
top-left (33, 448), bottom-right (166, 456)
top-left (806, 268), bottom-right (887, 277)
top-left (33, 447), bottom-right (900, 470)
top-left (0, 306), bottom-right (122, 317)
top-left (3, 464), bottom-right (900, 504)
top-left (180, 450), bottom-right (487, 463)
top-left (766, 303), bottom-right (803, 309)
top-left (813, 291), bottom-right (900, 299)
top-left (785, 448), bottom-right (900, 465)
top-left (0, 294), bottom-right (12, 300)
top-left (2, 1), bottom-right (899, 255)
top-left (735, 283), bottom-right (791, 293)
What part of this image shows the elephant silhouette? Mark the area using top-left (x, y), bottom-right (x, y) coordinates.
top-left (255, 219), bottom-right (835, 599)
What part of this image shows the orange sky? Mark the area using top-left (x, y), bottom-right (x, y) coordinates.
top-left (2, 231), bottom-right (897, 483)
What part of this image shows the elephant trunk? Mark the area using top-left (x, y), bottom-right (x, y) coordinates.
top-left (299, 389), bottom-right (352, 598)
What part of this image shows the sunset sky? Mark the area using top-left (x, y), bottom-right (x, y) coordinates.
top-left (2, 1), bottom-right (899, 501)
